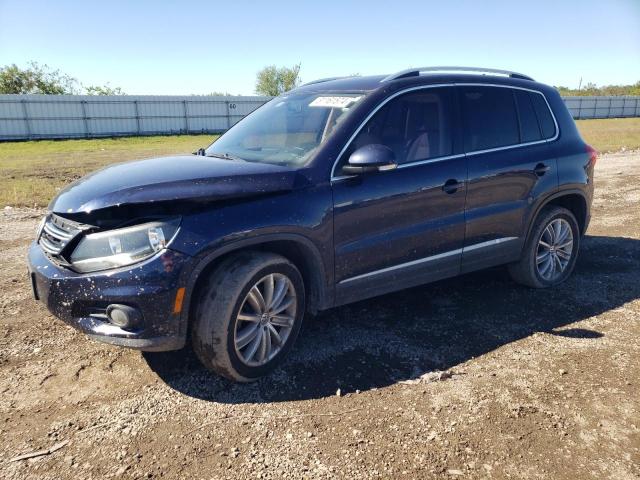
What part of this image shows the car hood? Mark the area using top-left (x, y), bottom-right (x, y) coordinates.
top-left (49, 155), bottom-right (300, 214)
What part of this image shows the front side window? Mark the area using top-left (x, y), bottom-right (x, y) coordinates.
top-left (461, 86), bottom-right (519, 152)
top-left (339, 87), bottom-right (454, 169)
top-left (206, 93), bottom-right (366, 166)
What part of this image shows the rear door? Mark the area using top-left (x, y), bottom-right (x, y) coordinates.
top-left (331, 87), bottom-right (467, 305)
top-left (459, 85), bottom-right (559, 273)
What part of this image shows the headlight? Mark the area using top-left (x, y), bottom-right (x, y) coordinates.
top-left (70, 218), bottom-right (181, 273)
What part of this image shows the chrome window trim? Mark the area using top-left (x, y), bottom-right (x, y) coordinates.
top-left (332, 152), bottom-right (467, 182)
top-left (396, 153), bottom-right (466, 170)
top-left (339, 248), bottom-right (463, 285)
top-left (461, 236), bottom-right (519, 252)
top-left (338, 237), bottom-right (518, 284)
top-left (330, 83), bottom-right (559, 182)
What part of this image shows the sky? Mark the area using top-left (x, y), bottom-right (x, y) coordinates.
top-left (1, 0), bottom-right (639, 95)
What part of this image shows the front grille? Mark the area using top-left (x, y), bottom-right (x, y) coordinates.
top-left (38, 214), bottom-right (82, 257)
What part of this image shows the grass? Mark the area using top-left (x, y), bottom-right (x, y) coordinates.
top-left (1, 118), bottom-right (638, 207)
top-left (575, 118), bottom-right (640, 153)
top-left (0, 135), bottom-right (215, 207)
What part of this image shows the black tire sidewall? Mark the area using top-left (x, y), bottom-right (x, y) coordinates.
top-left (224, 261), bottom-right (305, 380)
top-left (529, 208), bottom-right (580, 287)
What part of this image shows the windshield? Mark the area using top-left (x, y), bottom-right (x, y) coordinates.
top-left (205, 92), bottom-right (366, 166)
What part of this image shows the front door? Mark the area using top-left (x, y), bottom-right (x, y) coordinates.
top-left (331, 87), bottom-right (467, 305)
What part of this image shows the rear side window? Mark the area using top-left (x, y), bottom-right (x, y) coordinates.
top-left (342, 87), bottom-right (454, 166)
top-left (529, 92), bottom-right (556, 139)
top-left (460, 86), bottom-right (519, 152)
top-left (514, 90), bottom-right (542, 143)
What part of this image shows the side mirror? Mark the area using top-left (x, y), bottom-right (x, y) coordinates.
top-left (342, 144), bottom-right (397, 175)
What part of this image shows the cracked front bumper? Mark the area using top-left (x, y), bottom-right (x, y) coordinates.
top-left (27, 242), bottom-right (192, 351)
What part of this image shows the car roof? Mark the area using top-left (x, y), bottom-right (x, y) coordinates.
top-left (293, 70), bottom-right (550, 95)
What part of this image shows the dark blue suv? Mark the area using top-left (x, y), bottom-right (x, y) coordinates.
top-left (28, 67), bottom-right (596, 381)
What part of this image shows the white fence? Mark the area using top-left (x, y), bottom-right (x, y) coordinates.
top-left (0, 94), bottom-right (638, 141)
top-left (0, 94), bottom-right (271, 140)
top-left (563, 96), bottom-right (640, 120)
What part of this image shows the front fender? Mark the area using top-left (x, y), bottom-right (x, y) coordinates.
top-left (177, 231), bottom-right (332, 337)
top-left (170, 185), bottom-right (334, 335)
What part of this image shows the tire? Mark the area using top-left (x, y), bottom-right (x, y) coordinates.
top-left (191, 251), bottom-right (305, 382)
top-left (508, 206), bottom-right (580, 288)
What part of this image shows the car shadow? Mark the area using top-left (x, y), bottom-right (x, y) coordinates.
top-left (143, 234), bottom-right (640, 403)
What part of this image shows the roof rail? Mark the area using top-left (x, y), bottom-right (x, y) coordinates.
top-left (380, 66), bottom-right (534, 83)
top-left (301, 76), bottom-right (350, 87)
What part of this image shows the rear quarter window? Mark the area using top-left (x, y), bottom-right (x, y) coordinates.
top-left (529, 92), bottom-right (556, 139)
top-left (460, 86), bottom-right (519, 152)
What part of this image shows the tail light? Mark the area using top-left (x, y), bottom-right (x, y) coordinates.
top-left (586, 144), bottom-right (598, 166)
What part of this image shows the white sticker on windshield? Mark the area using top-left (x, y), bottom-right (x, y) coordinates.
top-left (309, 96), bottom-right (361, 108)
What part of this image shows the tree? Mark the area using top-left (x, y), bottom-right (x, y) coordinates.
top-left (0, 62), bottom-right (126, 95)
top-left (0, 62), bottom-right (79, 94)
top-left (555, 81), bottom-right (640, 96)
top-left (85, 84), bottom-right (126, 95)
top-left (255, 63), bottom-right (301, 96)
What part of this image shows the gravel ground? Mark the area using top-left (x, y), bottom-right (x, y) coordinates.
top-left (0, 152), bottom-right (639, 479)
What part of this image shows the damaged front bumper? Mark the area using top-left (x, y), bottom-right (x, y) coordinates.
top-left (27, 242), bottom-right (192, 351)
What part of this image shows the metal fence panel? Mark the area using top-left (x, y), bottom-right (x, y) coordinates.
top-left (562, 96), bottom-right (640, 120)
top-left (0, 94), bottom-right (638, 141)
top-left (0, 94), bottom-right (272, 140)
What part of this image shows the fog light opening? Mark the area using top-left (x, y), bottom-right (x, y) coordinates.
top-left (106, 304), bottom-right (142, 330)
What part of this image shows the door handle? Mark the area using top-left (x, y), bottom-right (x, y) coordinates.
top-left (442, 179), bottom-right (463, 194)
top-left (534, 163), bottom-right (550, 176)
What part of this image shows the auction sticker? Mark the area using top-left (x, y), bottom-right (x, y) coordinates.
top-left (309, 96), bottom-right (362, 108)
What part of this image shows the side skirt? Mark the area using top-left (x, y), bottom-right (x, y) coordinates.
top-left (333, 237), bottom-right (520, 307)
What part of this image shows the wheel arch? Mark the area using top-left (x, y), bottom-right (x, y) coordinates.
top-left (526, 190), bottom-right (588, 243)
top-left (179, 234), bottom-right (330, 338)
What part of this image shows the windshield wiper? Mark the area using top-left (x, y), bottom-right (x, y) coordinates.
top-left (206, 152), bottom-right (246, 162)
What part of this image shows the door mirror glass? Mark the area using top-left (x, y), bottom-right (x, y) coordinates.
top-left (342, 144), bottom-right (397, 175)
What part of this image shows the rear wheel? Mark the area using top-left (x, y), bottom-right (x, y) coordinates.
top-left (191, 252), bottom-right (305, 382)
top-left (508, 206), bottom-right (580, 288)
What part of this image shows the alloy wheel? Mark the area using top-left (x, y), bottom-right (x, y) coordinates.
top-left (536, 218), bottom-right (574, 281)
top-left (233, 273), bottom-right (297, 367)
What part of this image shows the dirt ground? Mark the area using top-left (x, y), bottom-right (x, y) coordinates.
top-left (1, 152), bottom-right (639, 480)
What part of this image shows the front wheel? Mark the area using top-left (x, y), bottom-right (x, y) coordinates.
top-left (191, 252), bottom-right (305, 382)
top-left (508, 206), bottom-right (580, 288)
